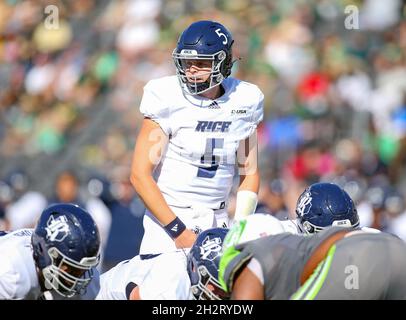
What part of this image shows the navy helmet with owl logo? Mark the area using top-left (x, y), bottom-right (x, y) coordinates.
top-left (187, 227), bottom-right (229, 300)
top-left (296, 182), bottom-right (360, 234)
top-left (32, 203), bottom-right (100, 297)
top-left (172, 20), bottom-right (234, 95)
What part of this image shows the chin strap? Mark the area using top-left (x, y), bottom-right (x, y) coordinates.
top-left (231, 56), bottom-right (242, 64)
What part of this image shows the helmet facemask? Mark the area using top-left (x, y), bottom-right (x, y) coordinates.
top-left (190, 265), bottom-right (229, 300)
top-left (42, 247), bottom-right (100, 298)
top-left (172, 49), bottom-right (227, 95)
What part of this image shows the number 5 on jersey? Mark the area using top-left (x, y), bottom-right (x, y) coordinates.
top-left (198, 138), bottom-right (224, 178)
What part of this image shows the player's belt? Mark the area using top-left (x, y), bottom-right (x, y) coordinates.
top-left (300, 229), bottom-right (352, 285)
top-left (182, 201), bottom-right (226, 211)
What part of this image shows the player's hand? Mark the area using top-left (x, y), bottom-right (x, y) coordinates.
top-left (174, 229), bottom-right (197, 249)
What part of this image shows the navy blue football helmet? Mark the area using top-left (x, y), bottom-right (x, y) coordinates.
top-left (172, 20), bottom-right (234, 95)
top-left (296, 182), bottom-right (360, 234)
top-left (32, 203), bottom-right (100, 297)
top-left (187, 227), bottom-right (229, 300)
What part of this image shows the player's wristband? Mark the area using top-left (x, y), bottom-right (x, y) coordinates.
top-left (234, 190), bottom-right (258, 221)
top-left (163, 216), bottom-right (186, 239)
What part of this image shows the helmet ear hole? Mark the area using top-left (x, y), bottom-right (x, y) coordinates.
top-left (200, 266), bottom-right (208, 277)
top-left (302, 221), bottom-right (314, 234)
top-left (218, 51), bottom-right (226, 60)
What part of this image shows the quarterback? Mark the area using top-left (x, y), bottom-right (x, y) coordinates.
top-left (130, 20), bottom-right (263, 253)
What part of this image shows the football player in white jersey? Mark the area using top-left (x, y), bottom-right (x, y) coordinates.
top-left (96, 250), bottom-right (191, 300)
top-left (0, 203), bottom-right (100, 300)
top-left (96, 228), bottom-right (229, 300)
top-left (131, 20), bottom-right (263, 254)
top-left (279, 182), bottom-right (380, 234)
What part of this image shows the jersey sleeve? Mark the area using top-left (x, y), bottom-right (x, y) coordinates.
top-left (281, 220), bottom-right (301, 234)
top-left (251, 89), bottom-right (264, 128)
top-left (139, 81), bottom-right (172, 136)
top-left (0, 261), bottom-right (18, 299)
top-left (139, 252), bottom-right (190, 300)
top-left (241, 87), bottom-right (264, 140)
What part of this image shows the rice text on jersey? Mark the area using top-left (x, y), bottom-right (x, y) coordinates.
top-left (195, 121), bottom-right (232, 132)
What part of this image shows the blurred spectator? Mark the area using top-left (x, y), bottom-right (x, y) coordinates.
top-left (283, 141), bottom-right (337, 185)
top-left (102, 166), bottom-right (144, 272)
top-left (255, 178), bottom-right (289, 220)
top-left (4, 169), bottom-right (47, 230)
top-left (49, 170), bottom-right (112, 266)
top-left (0, 181), bottom-right (13, 230)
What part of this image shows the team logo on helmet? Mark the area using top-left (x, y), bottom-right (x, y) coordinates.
top-left (45, 215), bottom-right (70, 242)
top-left (297, 190), bottom-right (312, 217)
top-left (200, 236), bottom-right (222, 261)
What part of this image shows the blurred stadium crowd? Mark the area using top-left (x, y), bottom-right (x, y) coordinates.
top-left (1, 0), bottom-right (406, 271)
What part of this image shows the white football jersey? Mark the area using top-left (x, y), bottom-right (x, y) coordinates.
top-left (96, 250), bottom-right (191, 300)
top-left (0, 229), bottom-right (99, 300)
top-left (280, 219), bottom-right (301, 235)
top-left (140, 75), bottom-right (264, 210)
top-left (0, 229), bottom-right (41, 299)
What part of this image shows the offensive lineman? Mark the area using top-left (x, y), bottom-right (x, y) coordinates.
top-left (96, 228), bottom-right (228, 300)
top-left (278, 182), bottom-right (379, 234)
top-left (0, 203), bottom-right (100, 300)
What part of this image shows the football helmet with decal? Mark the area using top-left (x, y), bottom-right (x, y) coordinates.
top-left (32, 203), bottom-right (100, 297)
top-left (187, 227), bottom-right (229, 300)
top-left (296, 182), bottom-right (359, 234)
top-left (172, 20), bottom-right (234, 95)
